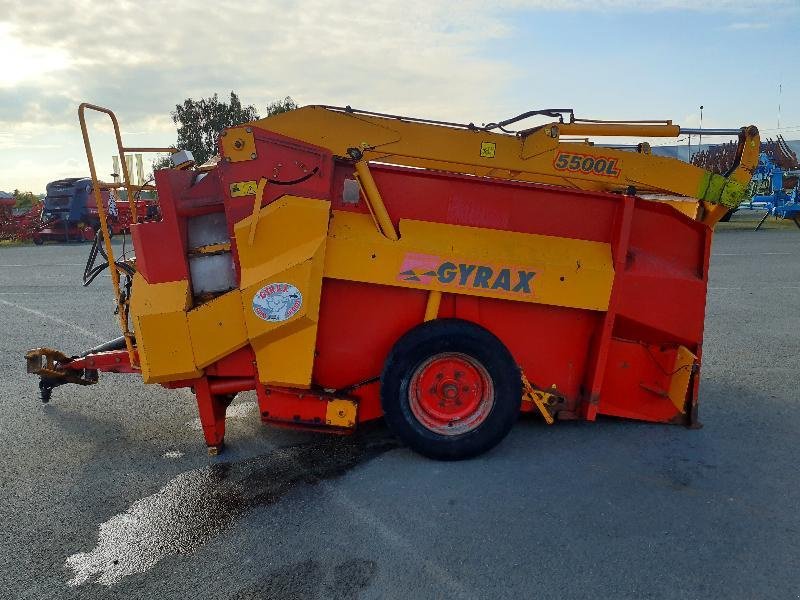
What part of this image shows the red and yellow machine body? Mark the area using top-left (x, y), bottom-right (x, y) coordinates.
top-left (27, 105), bottom-right (761, 453)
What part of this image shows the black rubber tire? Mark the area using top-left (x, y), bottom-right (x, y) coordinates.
top-left (380, 318), bottom-right (521, 460)
top-left (719, 209), bottom-right (734, 222)
top-left (33, 237), bottom-right (43, 246)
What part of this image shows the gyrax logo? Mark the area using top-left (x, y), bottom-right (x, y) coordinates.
top-left (398, 253), bottom-right (536, 294)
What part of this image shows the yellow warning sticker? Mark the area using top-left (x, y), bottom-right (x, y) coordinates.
top-left (229, 180), bottom-right (258, 197)
top-left (480, 141), bottom-right (496, 159)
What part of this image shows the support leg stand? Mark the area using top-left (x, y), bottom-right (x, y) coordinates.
top-left (194, 378), bottom-right (228, 455)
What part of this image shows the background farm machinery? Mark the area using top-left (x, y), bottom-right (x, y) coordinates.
top-left (0, 196), bottom-right (42, 243)
top-left (33, 177), bottom-right (156, 244)
top-left (692, 134), bottom-right (800, 228)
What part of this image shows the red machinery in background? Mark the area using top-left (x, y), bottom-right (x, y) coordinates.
top-left (32, 177), bottom-right (156, 244)
top-left (0, 197), bottom-right (41, 243)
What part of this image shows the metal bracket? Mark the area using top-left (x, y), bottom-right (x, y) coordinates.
top-left (521, 373), bottom-right (558, 425)
top-left (221, 126), bottom-right (257, 163)
top-left (25, 348), bottom-right (99, 402)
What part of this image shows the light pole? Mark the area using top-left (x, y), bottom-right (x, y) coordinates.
top-left (699, 105), bottom-right (704, 150)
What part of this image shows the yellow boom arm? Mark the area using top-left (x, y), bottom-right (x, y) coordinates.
top-left (249, 106), bottom-right (760, 225)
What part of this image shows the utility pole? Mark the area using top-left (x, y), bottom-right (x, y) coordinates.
top-left (699, 105), bottom-right (704, 150)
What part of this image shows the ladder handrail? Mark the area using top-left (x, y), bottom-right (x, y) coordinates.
top-left (78, 103), bottom-right (176, 368)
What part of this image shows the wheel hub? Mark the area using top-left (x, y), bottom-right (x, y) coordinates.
top-left (409, 352), bottom-right (494, 436)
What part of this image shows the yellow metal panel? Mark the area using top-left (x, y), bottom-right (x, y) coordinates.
top-left (643, 196), bottom-right (701, 220)
top-left (664, 201), bottom-right (700, 220)
top-left (324, 211), bottom-right (614, 311)
top-left (241, 258), bottom-right (324, 343)
top-left (129, 273), bottom-right (191, 315)
top-left (234, 195), bottom-right (330, 289)
top-left (234, 196), bottom-right (330, 387)
top-left (220, 126), bottom-right (256, 163)
top-left (252, 321), bottom-right (319, 387)
top-left (134, 312), bottom-right (200, 383)
top-left (668, 345), bottom-right (697, 413)
top-left (325, 398), bottom-right (358, 428)
top-left (129, 274), bottom-right (200, 383)
top-left (186, 291), bottom-right (249, 368)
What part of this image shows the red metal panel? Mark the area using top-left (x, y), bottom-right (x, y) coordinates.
top-left (219, 129), bottom-right (334, 227)
top-left (130, 169), bottom-right (191, 283)
top-left (469, 296), bottom-right (600, 411)
top-left (313, 279), bottom-right (428, 390)
top-left (330, 162), bottom-right (619, 243)
top-left (596, 339), bottom-right (684, 423)
top-left (256, 385), bottom-right (337, 430)
top-left (204, 346), bottom-right (257, 378)
top-left (612, 200), bottom-right (710, 347)
top-left (582, 195), bottom-right (635, 420)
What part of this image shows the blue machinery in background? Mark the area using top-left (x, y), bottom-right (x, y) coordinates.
top-left (746, 152), bottom-right (800, 230)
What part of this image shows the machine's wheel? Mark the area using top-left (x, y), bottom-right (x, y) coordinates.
top-left (33, 236), bottom-right (43, 246)
top-left (381, 319), bottom-right (521, 460)
top-left (719, 209), bottom-right (734, 222)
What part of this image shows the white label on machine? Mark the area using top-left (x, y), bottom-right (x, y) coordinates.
top-left (252, 283), bottom-right (303, 322)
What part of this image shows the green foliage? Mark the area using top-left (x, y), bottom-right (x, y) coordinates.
top-left (151, 154), bottom-right (172, 172)
top-left (171, 92), bottom-right (260, 165)
top-left (153, 93), bottom-right (298, 171)
top-left (265, 96), bottom-right (298, 117)
top-left (12, 189), bottom-right (40, 209)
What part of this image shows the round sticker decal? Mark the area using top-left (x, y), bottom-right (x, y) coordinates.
top-left (252, 282), bottom-right (303, 322)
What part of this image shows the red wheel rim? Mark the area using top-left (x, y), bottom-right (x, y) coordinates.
top-left (408, 352), bottom-right (494, 436)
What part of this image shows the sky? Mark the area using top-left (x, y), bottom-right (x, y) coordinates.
top-left (1, 0), bottom-right (799, 193)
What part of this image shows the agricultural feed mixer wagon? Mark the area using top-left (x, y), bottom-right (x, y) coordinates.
top-left (25, 104), bottom-right (760, 458)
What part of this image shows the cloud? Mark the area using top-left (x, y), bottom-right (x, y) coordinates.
top-left (0, 1), bottom-right (517, 190)
top-left (506, 0), bottom-right (796, 9)
top-left (0, 1), bottom-right (514, 123)
top-left (727, 21), bottom-right (770, 29)
top-left (0, 0), bottom-right (796, 191)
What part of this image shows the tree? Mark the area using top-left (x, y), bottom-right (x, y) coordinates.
top-left (12, 189), bottom-right (40, 210)
top-left (170, 92), bottom-right (259, 166)
top-left (265, 96), bottom-right (297, 117)
top-left (153, 93), bottom-right (297, 170)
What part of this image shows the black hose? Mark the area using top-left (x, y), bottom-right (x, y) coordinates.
top-left (80, 335), bottom-right (131, 357)
top-left (83, 229), bottom-right (135, 287)
top-left (481, 109), bottom-right (575, 132)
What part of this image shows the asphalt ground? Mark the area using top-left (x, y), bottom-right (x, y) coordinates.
top-left (1, 211), bottom-right (799, 599)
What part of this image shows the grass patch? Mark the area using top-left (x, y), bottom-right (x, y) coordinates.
top-left (716, 211), bottom-right (798, 232)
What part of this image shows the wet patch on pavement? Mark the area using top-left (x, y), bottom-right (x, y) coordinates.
top-left (65, 430), bottom-right (398, 587)
top-left (231, 558), bottom-right (378, 600)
